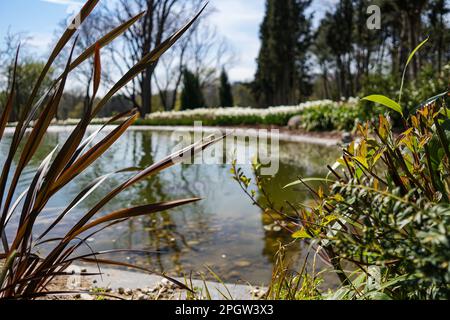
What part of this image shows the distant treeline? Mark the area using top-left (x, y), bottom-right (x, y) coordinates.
top-left (0, 0), bottom-right (448, 120)
top-left (253, 0), bottom-right (449, 107)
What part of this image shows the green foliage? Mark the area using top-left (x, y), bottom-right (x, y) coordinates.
top-left (181, 68), bottom-right (206, 110)
top-left (234, 88), bottom-right (449, 299)
top-left (300, 103), bottom-right (363, 131)
top-left (360, 63), bottom-right (450, 120)
top-left (254, 0), bottom-right (313, 107)
top-left (140, 101), bottom-right (361, 131)
top-left (219, 68), bottom-right (234, 107)
top-left (264, 246), bottom-right (324, 300)
top-left (232, 82), bottom-right (257, 108)
top-left (287, 92), bottom-right (450, 299)
top-left (5, 61), bottom-right (54, 121)
top-left (362, 95), bottom-right (403, 116)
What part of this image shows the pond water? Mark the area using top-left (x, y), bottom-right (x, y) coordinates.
top-left (1, 128), bottom-right (340, 286)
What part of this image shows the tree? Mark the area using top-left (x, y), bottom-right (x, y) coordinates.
top-left (153, 20), bottom-right (236, 111)
top-left (326, 0), bottom-right (354, 99)
top-left (3, 60), bottom-right (54, 121)
top-left (312, 19), bottom-right (333, 99)
top-left (232, 82), bottom-right (257, 107)
top-left (104, 0), bottom-right (204, 117)
top-left (56, 12), bottom-right (107, 113)
top-left (254, 0), bottom-right (313, 108)
top-left (426, 0), bottom-right (450, 73)
top-left (180, 67), bottom-right (205, 110)
top-left (219, 68), bottom-right (233, 107)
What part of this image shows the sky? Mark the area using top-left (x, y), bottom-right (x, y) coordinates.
top-left (0, 0), bottom-right (337, 83)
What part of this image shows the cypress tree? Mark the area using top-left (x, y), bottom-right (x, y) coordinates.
top-left (219, 68), bottom-right (234, 107)
top-left (181, 68), bottom-right (206, 110)
top-left (254, 0), bottom-right (313, 108)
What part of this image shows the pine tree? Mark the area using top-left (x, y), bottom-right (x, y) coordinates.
top-left (219, 68), bottom-right (234, 107)
top-left (181, 68), bottom-right (206, 110)
top-left (253, 0), bottom-right (313, 108)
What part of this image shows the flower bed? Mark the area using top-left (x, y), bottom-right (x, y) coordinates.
top-left (138, 99), bottom-right (361, 129)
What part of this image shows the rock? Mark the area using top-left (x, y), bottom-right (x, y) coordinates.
top-left (235, 260), bottom-right (251, 268)
top-left (250, 288), bottom-right (266, 299)
top-left (161, 278), bottom-right (170, 286)
top-left (124, 288), bottom-right (133, 296)
top-left (342, 132), bottom-right (353, 144)
top-left (118, 287), bottom-right (125, 295)
top-left (272, 225), bottom-right (282, 232)
top-left (187, 240), bottom-right (200, 246)
top-left (159, 286), bottom-right (168, 294)
top-left (137, 293), bottom-right (148, 300)
top-left (229, 271), bottom-right (241, 278)
top-left (80, 293), bottom-right (94, 300)
top-left (81, 268), bottom-right (87, 273)
top-left (287, 116), bottom-right (302, 130)
top-left (141, 287), bottom-right (151, 294)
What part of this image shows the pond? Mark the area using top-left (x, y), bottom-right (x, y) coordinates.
top-left (1, 127), bottom-right (341, 286)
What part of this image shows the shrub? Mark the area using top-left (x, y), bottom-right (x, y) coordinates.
top-left (235, 90), bottom-right (449, 300)
top-left (234, 39), bottom-right (450, 298)
top-left (300, 103), bottom-right (363, 131)
top-left (290, 91), bottom-right (450, 299)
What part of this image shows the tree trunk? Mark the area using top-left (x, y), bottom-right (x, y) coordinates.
top-left (141, 67), bottom-right (153, 117)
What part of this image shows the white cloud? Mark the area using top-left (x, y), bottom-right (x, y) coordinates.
top-left (209, 0), bottom-right (265, 82)
top-left (41, 0), bottom-right (82, 5)
top-left (27, 32), bottom-right (53, 51)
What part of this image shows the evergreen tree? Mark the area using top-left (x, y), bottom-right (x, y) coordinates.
top-left (253, 0), bottom-right (313, 108)
top-left (326, 0), bottom-right (354, 99)
top-left (426, 0), bottom-right (450, 73)
top-left (219, 68), bottom-right (234, 107)
top-left (181, 68), bottom-right (206, 110)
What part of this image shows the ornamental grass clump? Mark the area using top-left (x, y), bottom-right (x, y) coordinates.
top-left (0, 0), bottom-right (215, 299)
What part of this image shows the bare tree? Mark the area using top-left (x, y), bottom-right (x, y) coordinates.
top-left (0, 29), bottom-right (29, 91)
top-left (188, 23), bottom-right (236, 89)
top-left (153, 21), bottom-right (236, 111)
top-left (152, 21), bottom-right (197, 111)
top-left (56, 12), bottom-right (107, 110)
top-left (103, 0), bottom-right (205, 117)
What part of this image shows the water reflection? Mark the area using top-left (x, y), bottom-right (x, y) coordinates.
top-left (1, 128), bottom-right (340, 285)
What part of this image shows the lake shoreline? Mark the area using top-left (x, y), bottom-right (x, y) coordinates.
top-left (5, 124), bottom-right (343, 147)
top-left (44, 265), bottom-right (264, 300)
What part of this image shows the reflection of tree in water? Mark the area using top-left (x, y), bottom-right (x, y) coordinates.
top-left (23, 130), bottom-right (214, 275)
top-left (122, 131), bottom-right (213, 274)
top-left (255, 142), bottom-right (339, 266)
top-left (3, 128), bottom-right (341, 281)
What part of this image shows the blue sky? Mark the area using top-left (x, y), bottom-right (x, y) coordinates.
top-left (0, 0), bottom-right (336, 82)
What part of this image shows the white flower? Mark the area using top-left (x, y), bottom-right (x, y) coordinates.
top-left (145, 100), bottom-right (342, 122)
